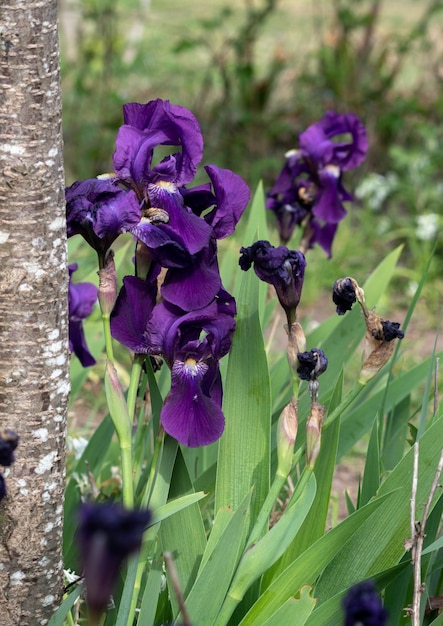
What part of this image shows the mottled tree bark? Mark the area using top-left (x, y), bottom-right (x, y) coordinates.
top-left (0, 1), bottom-right (68, 625)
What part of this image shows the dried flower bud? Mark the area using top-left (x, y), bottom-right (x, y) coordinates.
top-left (276, 398), bottom-right (298, 477)
top-left (360, 311), bottom-right (404, 384)
top-left (135, 239), bottom-right (153, 280)
top-left (306, 402), bottom-right (325, 468)
top-left (98, 250), bottom-right (118, 316)
top-left (286, 322), bottom-right (306, 374)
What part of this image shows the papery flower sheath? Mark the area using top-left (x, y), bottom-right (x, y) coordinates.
top-left (239, 240), bottom-right (306, 326)
top-left (68, 264), bottom-right (98, 367)
top-left (77, 503), bottom-right (151, 614)
top-left (266, 111), bottom-right (368, 255)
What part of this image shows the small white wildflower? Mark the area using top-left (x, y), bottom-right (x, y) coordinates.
top-left (416, 213), bottom-right (439, 241)
top-left (355, 173), bottom-right (397, 211)
top-left (64, 569), bottom-right (81, 584)
top-left (66, 436), bottom-right (89, 460)
top-left (376, 216), bottom-right (391, 236)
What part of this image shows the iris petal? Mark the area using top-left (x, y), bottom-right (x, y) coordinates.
top-left (161, 360), bottom-right (225, 447)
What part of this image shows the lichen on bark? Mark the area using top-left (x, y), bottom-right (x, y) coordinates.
top-left (0, 1), bottom-right (68, 624)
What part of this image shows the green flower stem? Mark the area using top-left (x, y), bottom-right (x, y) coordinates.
top-left (104, 358), bottom-right (134, 509)
top-left (102, 312), bottom-right (114, 362)
top-left (126, 429), bottom-right (166, 625)
top-left (120, 441), bottom-right (134, 509)
top-left (247, 471), bottom-right (287, 547)
top-left (127, 354), bottom-right (145, 425)
top-left (324, 381), bottom-right (365, 430)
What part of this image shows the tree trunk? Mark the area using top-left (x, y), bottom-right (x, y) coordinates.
top-left (0, 1), bottom-right (68, 624)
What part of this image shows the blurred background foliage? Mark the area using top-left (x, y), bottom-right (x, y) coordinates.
top-left (59, 0), bottom-right (443, 313)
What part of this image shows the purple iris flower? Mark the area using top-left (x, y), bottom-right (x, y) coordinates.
top-left (266, 111), bottom-right (367, 255)
top-left (342, 579), bottom-right (388, 625)
top-left (111, 276), bottom-right (236, 447)
top-left (239, 240), bottom-right (306, 326)
top-left (113, 99), bottom-right (213, 259)
top-left (110, 271), bottom-right (160, 354)
top-left (144, 293), bottom-right (236, 447)
top-left (68, 264), bottom-right (97, 367)
top-left (77, 503), bottom-right (151, 615)
top-left (66, 178), bottom-right (141, 259)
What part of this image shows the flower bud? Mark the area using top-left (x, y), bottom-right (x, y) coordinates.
top-left (98, 250), bottom-right (118, 316)
top-left (276, 398), bottom-right (298, 477)
top-left (306, 402), bottom-right (325, 469)
top-left (334, 276), bottom-right (367, 314)
top-left (297, 349), bottom-right (328, 382)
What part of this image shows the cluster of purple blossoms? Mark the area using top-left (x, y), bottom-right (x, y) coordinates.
top-left (66, 99), bottom-right (250, 447)
top-left (266, 111), bottom-right (368, 256)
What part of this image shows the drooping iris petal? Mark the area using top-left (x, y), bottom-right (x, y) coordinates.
top-left (311, 167), bottom-right (347, 223)
top-left (161, 243), bottom-right (222, 311)
top-left (183, 165), bottom-right (250, 239)
top-left (310, 220), bottom-right (338, 258)
top-left (161, 359), bottom-right (225, 447)
top-left (68, 264), bottom-right (97, 367)
top-left (110, 274), bottom-right (159, 353)
top-left (131, 220), bottom-right (190, 268)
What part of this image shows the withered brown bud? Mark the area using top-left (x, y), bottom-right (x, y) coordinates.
top-left (286, 322), bottom-right (306, 373)
top-left (306, 402), bottom-right (325, 469)
top-left (98, 250), bottom-right (117, 316)
top-left (276, 397), bottom-right (298, 477)
top-left (359, 310), bottom-right (404, 384)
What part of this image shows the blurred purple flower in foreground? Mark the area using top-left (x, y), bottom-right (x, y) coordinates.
top-left (342, 580), bottom-right (388, 626)
top-left (68, 264), bottom-right (97, 367)
top-left (0, 429), bottom-right (19, 503)
top-left (266, 111), bottom-right (368, 256)
top-left (78, 502), bottom-right (151, 615)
